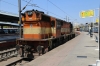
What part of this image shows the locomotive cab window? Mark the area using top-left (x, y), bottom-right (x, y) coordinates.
top-left (56, 20), bottom-right (62, 29)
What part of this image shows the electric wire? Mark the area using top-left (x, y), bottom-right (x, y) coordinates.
top-left (1, 0), bottom-right (18, 7)
top-left (0, 0), bottom-right (66, 20)
top-left (22, 0), bottom-right (65, 19)
top-left (47, 0), bottom-right (75, 19)
top-left (21, 0), bottom-right (32, 12)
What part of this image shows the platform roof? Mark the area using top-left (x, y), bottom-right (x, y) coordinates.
top-left (0, 10), bottom-right (19, 22)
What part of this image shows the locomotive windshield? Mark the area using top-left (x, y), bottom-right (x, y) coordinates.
top-left (27, 11), bottom-right (33, 16)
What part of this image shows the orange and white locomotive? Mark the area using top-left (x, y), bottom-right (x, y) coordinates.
top-left (17, 9), bottom-right (75, 52)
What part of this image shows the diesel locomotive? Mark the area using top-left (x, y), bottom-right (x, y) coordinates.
top-left (16, 9), bottom-right (75, 52)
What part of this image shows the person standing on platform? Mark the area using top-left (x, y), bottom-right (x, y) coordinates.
top-left (15, 43), bottom-right (21, 56)
top-left (41, 46), bottom-right (45, 54)
top-left (24, 44), bottom-right (29, 57)
top-left (20, 45), bottom-right (24, 57)
top-left (90, 29), bottom-right (92, 37)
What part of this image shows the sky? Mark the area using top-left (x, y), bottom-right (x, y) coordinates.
top-left (0, 0), bottom-right (100, 24)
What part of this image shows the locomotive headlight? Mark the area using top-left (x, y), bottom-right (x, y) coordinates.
top-left (27, 11), bottom-right (33, 16)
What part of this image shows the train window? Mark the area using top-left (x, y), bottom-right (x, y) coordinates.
top-left (41, 14), bottom-right (50, 22)
top-left (0, 28), bottom-right (19, 34)
top-left (51, 21), bottom-right (55, 27)
top-left (3, 29), bottom-right (8, 34)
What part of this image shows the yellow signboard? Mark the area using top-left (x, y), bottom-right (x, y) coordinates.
top-left (80, 10), bottom-right (94, 18)
top-left (88, 10), bottom-right (94, 17)
top-left (96, 18), bottom-right (99, 23)
top-left (80, 11), bottom-right (85, 18)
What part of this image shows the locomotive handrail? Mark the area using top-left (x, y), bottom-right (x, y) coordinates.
top-left (48, 38), bottom-right (52, 49)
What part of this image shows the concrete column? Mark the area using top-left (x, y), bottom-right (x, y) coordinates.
top-left (1, 25), bottom-right (3, 29)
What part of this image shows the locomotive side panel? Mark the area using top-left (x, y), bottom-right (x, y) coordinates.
top-left (40, 21), bottom-right (51, 39)
top-left (56, 20), bottom-right (61, 37)
top-left (50, 17), bottom-right (56, 38)
top-left (61, 21), bottom-right (67, 35)
top-left (67, 23), bottom-right (71, 34)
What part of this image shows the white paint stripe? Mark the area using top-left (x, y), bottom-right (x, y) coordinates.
top-left (61, 28), bottom-right (70, 32)
top-left (24, 27), bottom-right (56, 34)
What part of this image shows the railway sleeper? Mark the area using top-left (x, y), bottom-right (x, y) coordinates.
top-left (0, 48), bottom-right (18, 61)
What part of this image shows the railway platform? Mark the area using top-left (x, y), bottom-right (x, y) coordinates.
top-left (22, 32), bottom-right (98, 66)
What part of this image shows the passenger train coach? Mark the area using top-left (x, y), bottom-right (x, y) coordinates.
top-left (16, 9), bottom-right (75, 52)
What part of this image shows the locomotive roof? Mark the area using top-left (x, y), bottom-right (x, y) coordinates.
top-left (23, 9), bottom-right (71, 23)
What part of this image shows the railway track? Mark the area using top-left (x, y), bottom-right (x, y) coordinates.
top-left (0, 32), bottom-right (79, 66)
top-left (0, 51), bottom-right (42, 66)
top-left (0, 35), bottom-right (43, 66)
